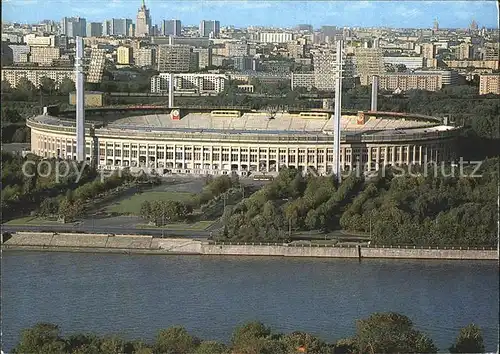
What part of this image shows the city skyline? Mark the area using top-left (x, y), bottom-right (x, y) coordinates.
top-left (2, 0), bottom-right (499, 29)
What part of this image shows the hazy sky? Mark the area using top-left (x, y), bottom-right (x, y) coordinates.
top-left (2, 0), bottom-right (499, 29)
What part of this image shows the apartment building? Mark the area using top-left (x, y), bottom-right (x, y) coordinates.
top-left (134, 47), bottom-right (156, 68)
top-left (225, 42), bottom-right (249, 57)
top-left (151, 73), bottom-right (227, 93)
top-left (1, 66), bottom-right (75, 88)
top-left (290, 73), bottom-right (315, 90)
top-left (117, 46), bottom-right (133, 65)
top-left (86, 48), bottom-right (106, 83)
top-left (157, 45), bottom-right (192, 72)
top-left (379, 72), bottom-right (443, 92)
top-left (383, 56), bottom-right (424, 69)
top-left (354, 47), bottom-right (386, 85)
top-left (259, 32), bottom-right (294, 43)
top-left (8, 44), bottom-right (30, 62)
top-left (479, 74), bottom-right (500, 95)
top-left (30, 47), bottom-right (61, 65)
top-left (192, 47), bottom-right (212, 70)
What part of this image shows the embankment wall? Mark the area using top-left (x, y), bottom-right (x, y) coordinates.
top-left (2, 233), bottom-right (497, 260)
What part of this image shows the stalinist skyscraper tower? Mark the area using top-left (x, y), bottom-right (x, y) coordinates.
top-left (136, 0), bottom-right (151, 37)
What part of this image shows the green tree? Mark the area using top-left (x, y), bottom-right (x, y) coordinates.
top-left (59, 78), bottom-right (76, 95)
top-left (354, 312), bottom-right (438, 354)
top-left (1, 79), bottom-right (12, 93)
top-left (12, 323), bottom-right (67, 354)
top-left (231, 322), bottom-right (272, 354)
top-left (14, 77), bottom-right (37, 100)
top-left (154, 326), bottom-right (200, 354)
top-left (194, 341), bottom-right (228, 354)
top-left (38, 197), bottom-right (59, 217)
top-left (283, 331), bottom-right (333, 354)
top-left (449, 324), bottom-right (485, 353)
top-left (40, 76), bottom-right (56, 95)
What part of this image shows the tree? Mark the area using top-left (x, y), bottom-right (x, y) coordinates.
top-left (1, 79), bottom-right (12, 93)
top-left (38, 197), bottom-right (59, 217)
top-left (354, 312), bottom-right (437, 354)
top-left (154, 327), bottom-right (200, 354)
top-left (11, 127), bottom-right (28, 142)
top-left (14, 77), bottom-right (37, 100)
top-left (39, 76), bottom-right (56, 95)
top-left (194, 341), bottom-right (227, 354)
top-left (58, 197), bottom-right (84, 223)
top-left (140, 200), bottom-right (152, 221)
top-left (59, 78), bottom-right (76, 95)
top-left (12, 323), bottom-right (67, 354)
top-left (283, 331), bottom-right (332, 354)
top-left (231, 322), bottom-right (272, 353)
top-left (1, 107), bottom-right (23, 123)
top-left (449, 324), bottom-right (485, 353)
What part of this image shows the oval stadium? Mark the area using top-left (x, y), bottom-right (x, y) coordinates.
top-left (26, 106), bottom-right (462, 176)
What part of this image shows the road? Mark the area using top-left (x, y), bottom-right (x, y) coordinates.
top-left (1, 224), bottom-right (212, 239)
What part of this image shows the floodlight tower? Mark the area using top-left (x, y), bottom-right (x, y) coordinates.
top-left (75, 36), bottom-right (86, 162)
top-left (168, 73), bottom-right (174, 108)
top-left (332, 39), bottom-right (344, 183)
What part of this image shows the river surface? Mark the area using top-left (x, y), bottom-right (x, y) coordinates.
top-left (1, 251), bottom-right (498, 352)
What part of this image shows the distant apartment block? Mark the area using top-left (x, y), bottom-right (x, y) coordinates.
top-left (225, 42), bottom-right (249, 57)
top-left (61, 17), bottom-right (86, 37)
top-left (312, 52), bottom-right (336, 91)
top-left (383, 56), bottom-right (424, 70)
top-left (87, 22), bottom-right (103, 37)
top-left (259, 32), bottom-right (294, 43)
top-left (192, 47), bottom-right (212, 70)
top-left (1, 66), bottom-right (75, 88)
top-left (157, 44), bottom-right (191, 72)
top-left (24, 34), bottom-right (57, 47)
top-left (151, 73), bottom-right (227, 93)
top-left (199, 20), bottom-right (220, 38)
top-left (443, 60), bottom-right (499, 71)
top-left (479, 74), bottom-right (500, 95)
top-left (86, 48), bottom-right (106, 83)
top-left (30, 47), bottom-right (61, 66)
top-left (161, 20), bottom-right (181, 36)
top-left (134, 47), bottom-right (156, 68)
top-left (457, 43), bottom-right (473, 60)
top-left (8, 44), bottom-right (30, 62)
top-left (290, 72), bottom-right (315, 90)
top-left (354, 47), bottom-right (386, 85)
top-left (286, 41), bottom-right (305, 59)
top-left (117, 46), bottom-right (133, 65)
top-left (379, 73), bottom-right (443, 92)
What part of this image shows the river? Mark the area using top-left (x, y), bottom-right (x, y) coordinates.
top-left (1, 251), bottom-right (498, 352)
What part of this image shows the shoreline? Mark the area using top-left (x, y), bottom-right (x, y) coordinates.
top-left (2, 232), bottom-right (498, 260)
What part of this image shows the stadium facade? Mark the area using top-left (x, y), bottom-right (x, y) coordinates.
top-left (27, 107), bottom-right (461, 176)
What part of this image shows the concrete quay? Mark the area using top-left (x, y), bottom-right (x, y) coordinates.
top-left (1, 232), bottom-right (498, 260)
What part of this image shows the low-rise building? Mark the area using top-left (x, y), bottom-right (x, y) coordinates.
top-left (69, 91), bottom-right (105, 106)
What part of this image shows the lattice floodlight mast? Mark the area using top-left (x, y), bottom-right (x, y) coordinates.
top-left (333, 39), bottom-right (344, 184)
top-left (75, 36), bottom-right (86, 162)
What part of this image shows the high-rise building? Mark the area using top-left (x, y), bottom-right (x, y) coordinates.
top-left (192, 47), bottom-right (212, 69)
top-left (1, 66), bottom-right (75, 88)
top-left (86, 48), bottom-right (106, 83)
top-left (134, 47), bottom-right (156, 68)
top-left (117, 46), bottom-right (133, 65)
top-left (87, 22), bottom-right (103, 37)
top-left (479, 74), bottom-right (500, 95)
top-left (162, 20), bottom-right (181, 36)
top-left (287, 41), bottom-right (305, 59)
top-left (457, 43), bottom-right (473, 60)
top-left (354, 47), bottom-right (386, 85)
top-left (312, 51), bottom-right (337, 91)
top-left (30, 47), bottom-right (61, 66)
top-left (136, 0), bottom-right (152, 37)
top-left (433, 19), bottom-right (439, 32)
top-left (157, 44), bottom-right (191, 72)
top-left (61, 17), bottom-right (86, 38)
top-left (199, 20), bottom-right (220, 38)
top-left (7, 44), bottom-right (30, 63)
top-left (225, 42), bottom-right (249, 57)
top-left (1, 42), bottom-right (13, 66)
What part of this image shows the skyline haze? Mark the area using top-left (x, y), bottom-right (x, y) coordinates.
top-left (2, 0), bottom-right (499, 29)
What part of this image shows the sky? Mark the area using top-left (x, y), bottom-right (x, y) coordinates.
top-left (2, 0), bottom-right (499, 29)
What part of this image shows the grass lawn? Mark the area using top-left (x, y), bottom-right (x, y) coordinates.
top-left (105, 191), bottom-right (196, 215)
top-left (4, 216), bottom-right (63, 226)
top-left (136, 220), bottom-right (214, 231)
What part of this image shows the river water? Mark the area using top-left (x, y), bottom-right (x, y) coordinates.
top-left (1, 251), bottom-right (498, 352)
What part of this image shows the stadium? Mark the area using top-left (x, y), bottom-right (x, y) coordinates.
top-left (26, 106), bottom-right (462, 177)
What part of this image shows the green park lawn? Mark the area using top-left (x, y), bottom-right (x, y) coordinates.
top-left (105, 190), bottom-right (196, 215)
top-left (4, 216), bottom-right (63, 226)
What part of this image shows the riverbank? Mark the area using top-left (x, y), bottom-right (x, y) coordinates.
top-left (2, 232), bottom-right (497, 260)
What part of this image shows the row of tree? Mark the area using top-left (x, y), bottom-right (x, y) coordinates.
top-left (218, 161), bottom-right (498, 246)
top-left (12, 313), bottom-right (486, 354)
top-left (140, 200), bottom-right (193, 226)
